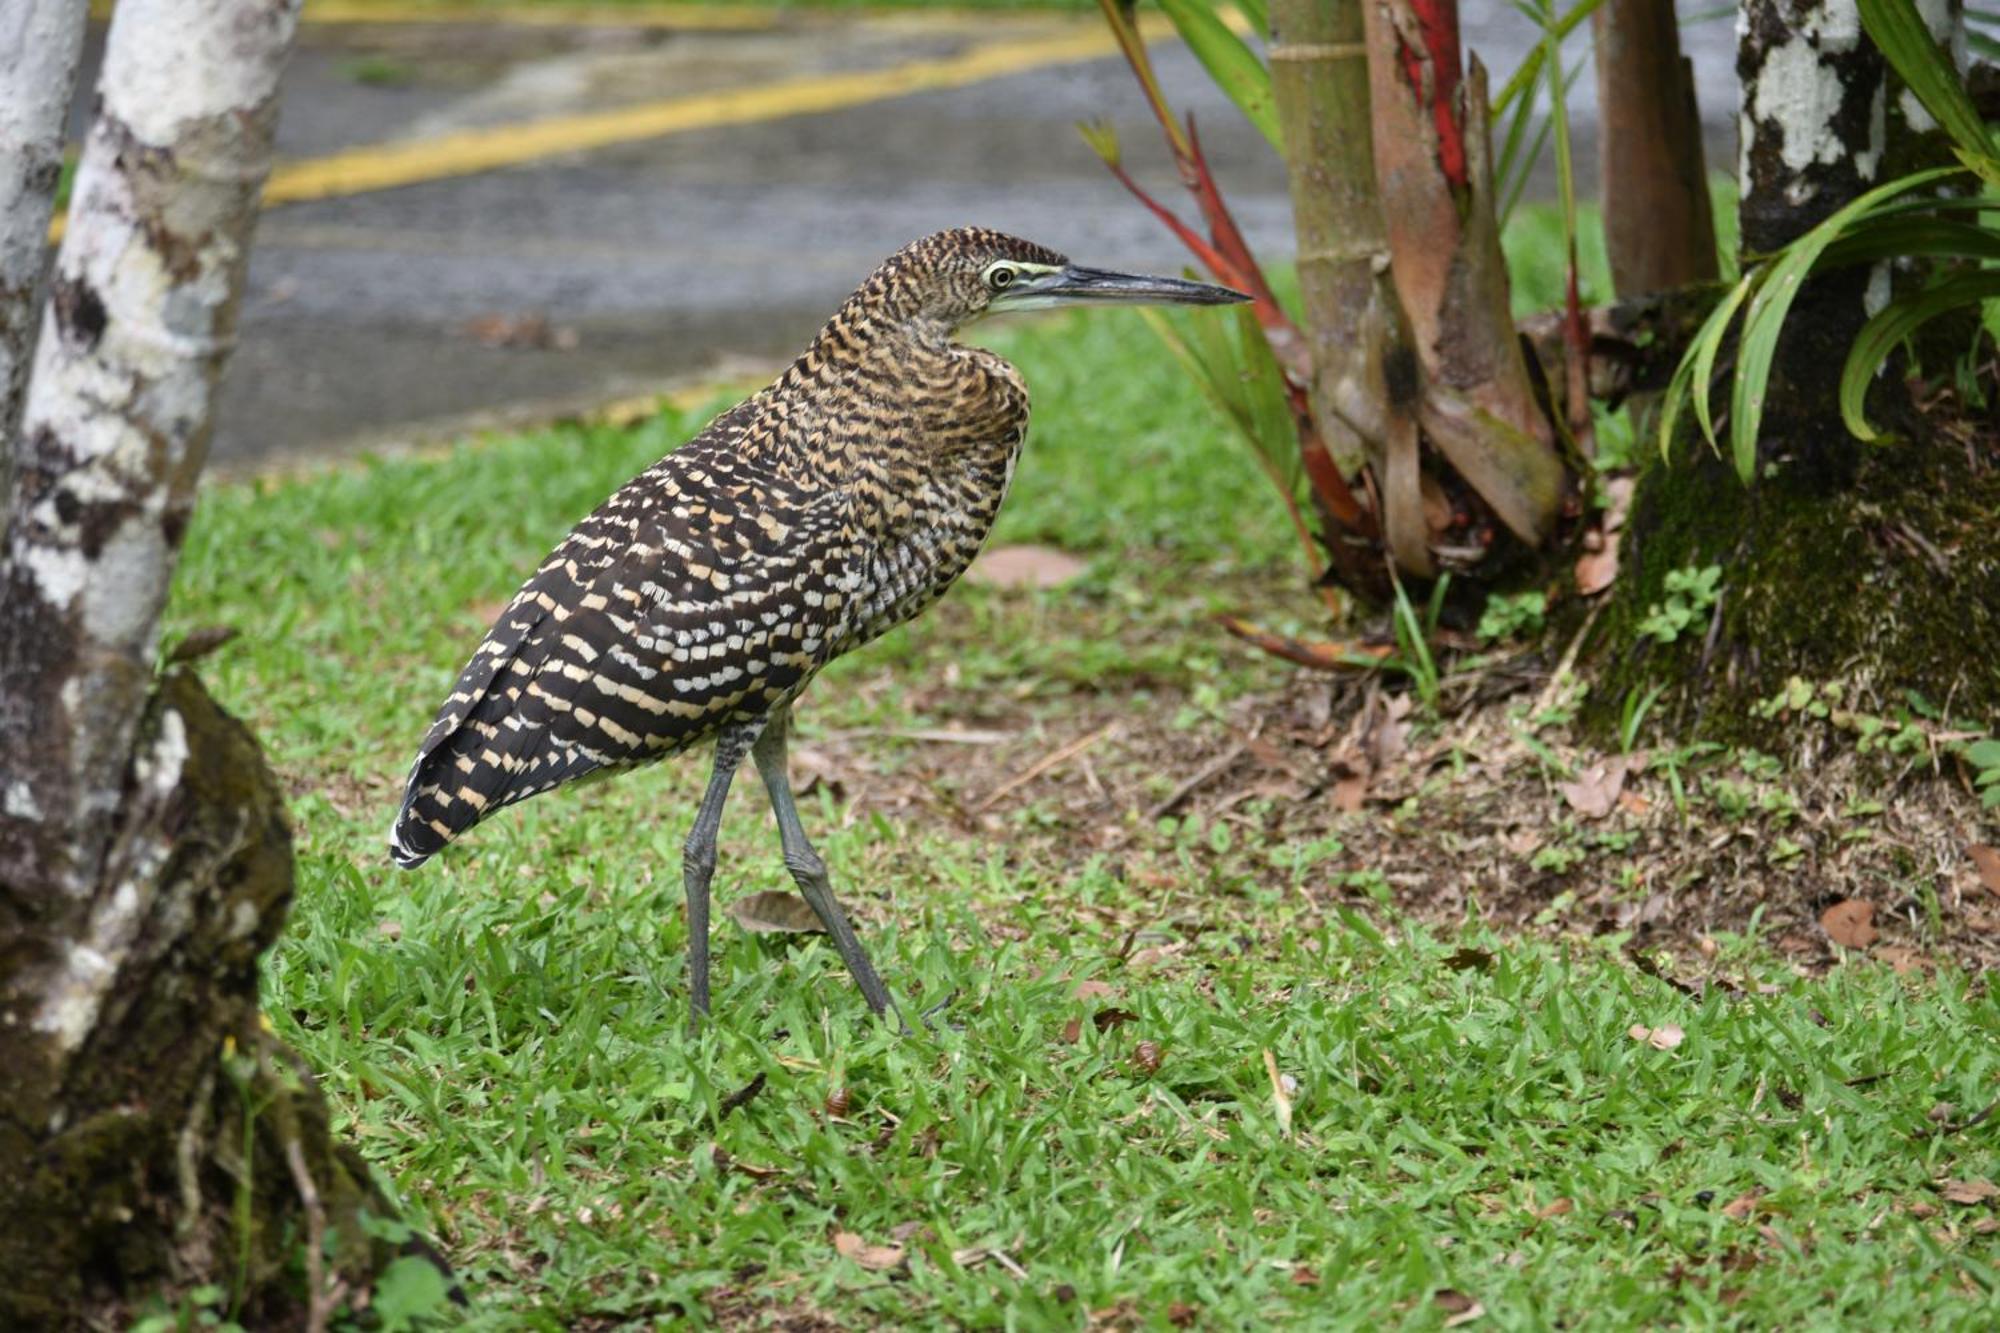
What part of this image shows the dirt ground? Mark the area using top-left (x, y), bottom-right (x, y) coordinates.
top-left (790, 625), bottom-right (2000, 988)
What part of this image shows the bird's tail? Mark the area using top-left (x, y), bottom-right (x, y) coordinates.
top-left (388, 716), bottom-right (602, 869)
top-left (387, 723), bottom-right (511, 869)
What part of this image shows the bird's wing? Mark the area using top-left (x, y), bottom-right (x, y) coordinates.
top-left (391, 451), bottom-right (858, 864)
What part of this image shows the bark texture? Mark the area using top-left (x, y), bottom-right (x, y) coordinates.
top-left (1735, 0), bottom-right (1886, 458)
top-left (0, 0), bottom-right (89, 449)
top-left (1592, 0), bottom-right (1717, 296)
top-left (0, 673), bottom-right (399, 1328)
top-left (1361, 0), bottom-right (1566, 551)
top-left (1, 0), bottom-right (298, 895)
top-left (0, 0), bottom-right (414, 1323)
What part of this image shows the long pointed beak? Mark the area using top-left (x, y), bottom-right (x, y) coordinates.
top-left (1006, 264), bottom-right (1250, 310)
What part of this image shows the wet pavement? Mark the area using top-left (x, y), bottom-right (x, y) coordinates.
top-left (66, 5), bottom-right (1743, 469)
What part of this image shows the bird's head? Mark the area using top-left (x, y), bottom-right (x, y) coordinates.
top-left (870, 227), bottom-right (1249, 337)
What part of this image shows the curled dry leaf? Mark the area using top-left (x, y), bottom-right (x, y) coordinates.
top-left (1873, 944), bottom-right (1927, 975)
top-left (1443, 946), bottom-right (1495, 973)
top-left (1941, 1179), bottom-right (2000, 1205)
top-left (1263, 1049), bottom-right (1294, 1137)
top-left (1969, 844), bottom-right (2000, 898)
top-left (1094, 1007), bottom-right (1139, 1032)
top-left (729, 891), bottom-right (827, 935)
top-left (1721, 1190), bottom-right (1762, 1220)
top-left (1433, 1288), bottom-right (1478, 1315)
top-left (1534, 1197), bottom-right (1574, 1220)
top-left (1628, 1023), bottom-right (1685, 1051)
top-left (1820, 898), bottom-right (1877, 949)
top-left (833, 1230), bottom-right (907, 1271)
top-left (966, 544), bottom-right (1088, 589)
top-left (1559, 756), bottom-right (1630, 820)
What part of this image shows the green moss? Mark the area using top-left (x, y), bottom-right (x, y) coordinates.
top-left (1580, 413), bottom-right (2000, 745)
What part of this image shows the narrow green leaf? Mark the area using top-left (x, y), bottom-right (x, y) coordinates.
top-left (1655, 272), bottom-right (1753, 458)
top-left (1491, 0), bottom-right (1607, 116)
top-left (1229, 0), bottom-right (1268, 36)
top-left (1839, 270), bottom-right (2000, 440)
top-left (1820, 215), bottom-right (2000, 269)
top-left (1858, 0), bottom-right (1997, 170)
top-left (1233, 302), bottom-right (1301, 492)
top-left (1727, 166), bottom-right (1964, 482)
top-left (1156, 0), bottom-right (1281, 153)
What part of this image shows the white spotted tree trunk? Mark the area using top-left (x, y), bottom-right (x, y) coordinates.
top-left (0, 0), bottom-right (89, 454)
top-left (0, 0), bottom-right (410, 1323)
top-left (1581, 0), bottom-right (1998, 746)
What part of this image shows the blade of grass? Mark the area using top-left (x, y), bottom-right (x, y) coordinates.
top-left (1839, 270), bottom-right (2000, 439)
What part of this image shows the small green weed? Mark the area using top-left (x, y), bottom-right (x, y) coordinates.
top-left (1477, 589), bottom-right (1547, 644)
top-left (1637, 564), bottom-right (1722, 645)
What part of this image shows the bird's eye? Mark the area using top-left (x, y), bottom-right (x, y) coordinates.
top-left (986, 265), bottom-right (1017, 291)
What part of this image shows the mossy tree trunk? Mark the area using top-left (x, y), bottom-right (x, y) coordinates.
top-left (1581, 0), bottom-right (1999, 742)
top-left (0, 0), bottom-right (412, 1324)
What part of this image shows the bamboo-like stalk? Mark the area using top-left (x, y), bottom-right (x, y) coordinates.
top-left (1593, 0), bottom-right (1717, 296)
top-left (1266, 0), bottom-right (1397, 479)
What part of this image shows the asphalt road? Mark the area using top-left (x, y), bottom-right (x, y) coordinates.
top-left (68, 5), bottom-right (1742, 469)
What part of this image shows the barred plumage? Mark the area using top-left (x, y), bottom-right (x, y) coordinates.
top-left (389, 227), bottom-right (1244, 1023)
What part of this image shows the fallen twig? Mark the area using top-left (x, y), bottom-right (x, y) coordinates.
top-left (974, 723), bottom-right (1117, 812)
top-left (283, 1136), bottom-right (345, 1333)
top-left (1144, 742), bottom-right (1247, 823)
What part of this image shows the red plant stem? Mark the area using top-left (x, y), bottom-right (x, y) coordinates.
top-left (1396, 0), bottom-right (1468, 189)
top-left (1100, 160), bottom-right (1251, 291)
top-left (1180, 116), bottom-right (1292, 327)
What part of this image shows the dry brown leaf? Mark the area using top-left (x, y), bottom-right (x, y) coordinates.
top-left (833, 1230), bottom-right (906, 1271)
top-left (1444, 947), bottom-right (1495, 973)
top-left (728, 891), bottom-right (826, 935)
top-left (1094, 1007), bottom-right (1139, 1032)
top-left (966, 544), bottom-right (1087, 589)
top-left (1560, 757), bottom-right (1630, 820)
top-left (1535, 1197), bottom-right (1575, 1220)
top-left (1071, 979), bottom-right (1117, 1001)
top-left (1969, 844), bottom-right (2000, 898)
top-left (1263, 1049), bottom-right (1294, 1137)
top-left (1628, 1023), bottom-right (1685, 1051)
top-left (1331, 768), bottom-right (1369, 813)
top-left (1058, 1016), bottom-right (1083, 1045)
top-left (1444, 1302), bottom-right (1487, 1329)
top-left (1821, 899), bottom-right (1878, 949)
top-left (1575, 534), bottom-right (1621, 596)
top-left (1942, 1179), bottom-right (1999, 1205)
top-left (1873, 944), bottom-right (1928, 975)
top-left (1721, 1191), bottom-right (1762, 1220)
top-left (1434, 1289), bottom-right (1479, 1316)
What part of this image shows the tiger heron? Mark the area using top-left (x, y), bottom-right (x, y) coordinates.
top-left (389, 228), bottom-right (1246, 1024)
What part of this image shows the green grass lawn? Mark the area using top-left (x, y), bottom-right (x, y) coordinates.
top-left (164, 284), bottom-right (2000, 1326)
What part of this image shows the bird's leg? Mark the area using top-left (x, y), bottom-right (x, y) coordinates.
top-left (683, 722), bottom-right (761, 1026)
top-left (751, 707), bottom-right (904, 1026)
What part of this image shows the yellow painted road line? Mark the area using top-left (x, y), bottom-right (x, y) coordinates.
top-left (53, 11), bottom-right (1213, 237)
top-left (263, 21), bottom-right (1166, 205)
top-left (298, 1), bottom-right (783, 30)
